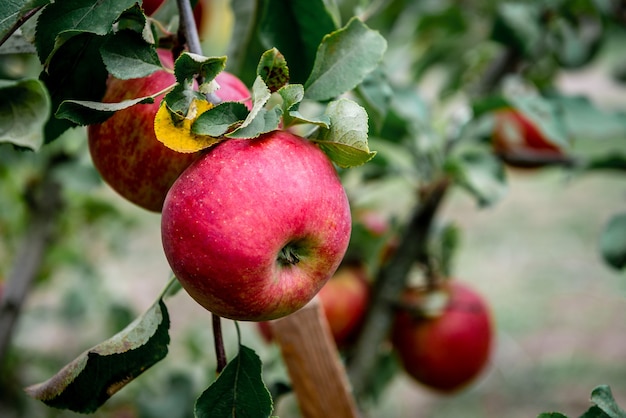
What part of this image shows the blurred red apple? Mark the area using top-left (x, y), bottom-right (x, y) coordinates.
top-left (492, 108), bottom-right (565, 168)
top-left (88, 49), bottom-right (250, 212)
top-left (257, 263), bottom-right (370, 347)
top-left (161, 130), bottom-right (352, 321)
top-left (391, 281), bottom-right (493, 393)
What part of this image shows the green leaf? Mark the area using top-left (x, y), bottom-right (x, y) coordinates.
top-left (257, 47), bottom-right (289, 93)
top-left (491, 2), bottom-right (542, 56)
top-left (446, 149), bottom-right (507, 207)
top-left (225, 106), bottom-right (282, 139)
top-left (600, 214), bottom-right (626, 271)
top-left (277, 83), bottom-right (329, 128)
top-left (163, 81), bottom-right (205, 121)
top-left (25, 299), bottom-right (170, 413)
top-left (56, 95), bottom-right (156, 126)
top-left (225, 76), bottom-right (272, 137)
top-left (195, 345), bottom-right (273, 418)
top-left (312, 98), bottom-right (376, 168)
top-left (537, 414), bottom-right (569, 418)
top-left (304, 17), bottom-right (387, 102)
top-left (39, 32), bottom-right (109, 142)
top-left (192, 101), bottom-right (250, 137)
top-left (589, 385), bottom-right (626, 418)
top-left (259, 0), bottom-right (338, 84)
top-left (0, 78), bottom-right (50, 151)
top-left (356, 66), bottom-right (393, 134)
top-left (100, 30), bottom-right (161, 80)
top-left (35, 0), bottom-right (138, 63)
top-left (173, 52), bottom-right (227, 85)
top-left (0, 0), bottom-right (49, 42)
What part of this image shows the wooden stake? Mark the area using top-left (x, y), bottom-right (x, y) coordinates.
top-left (270, 298), bottom-right (360, 418)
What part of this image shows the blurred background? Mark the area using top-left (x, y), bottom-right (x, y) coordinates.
top-left (1, 0), bottom-right (626, 417)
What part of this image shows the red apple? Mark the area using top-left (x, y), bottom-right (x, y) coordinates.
top-left (88, 49), bottom-right (251, 212)
top-left (492, 108), bottom-right (564, 168)
top-left (257, 263), bottom-right (370, 346)
top-left (391, 281), bottom-right (493, 393)
top-left (142, 0), bottom-right (165, 16)
top-left (160, 130), bottom-right (352, 321)
top-left (317, 263), bottom-right (370, 347)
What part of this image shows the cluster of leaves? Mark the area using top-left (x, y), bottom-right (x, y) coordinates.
top-left (1, 0), bottom-right (388, 416)
top-left (539, 385), bottom-right (626, 418)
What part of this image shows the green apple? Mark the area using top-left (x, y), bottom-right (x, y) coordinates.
top-left (88, 49), bottom-right (250, 212)
top-left (161, 130), bottom-right (352, 321)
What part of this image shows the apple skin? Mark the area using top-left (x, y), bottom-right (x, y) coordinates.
top-left (142, 0), bottom-right (165, 16)
top-left (492, 108), bottom-right (564, 168)
top-left (317, 263), bottom-right (370, 347)
top-left (257, 263), bottom-right (370, 346)
top-left (161, 130), bottom-right (352, 321)
top-left (391, 281), bottom-right (493, 393)
top-left (88, 49), bottom-right (251, 212)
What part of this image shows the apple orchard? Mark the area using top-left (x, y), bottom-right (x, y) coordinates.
top-left (1, 1), bottom-right (626, 418)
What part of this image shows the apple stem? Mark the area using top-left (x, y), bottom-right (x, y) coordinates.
top-left (278, 245), bottom-right (301, 266)
top-left (212, 314), bottom-right (227, 374)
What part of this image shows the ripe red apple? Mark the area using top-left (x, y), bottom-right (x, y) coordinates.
top-left (492, 108), bottom-right (564, 168)
top-left (160, 130), bottom-right (352, 321)
top-left (257, 263), bottom-right (370, 346)
top-left (317, 263), bottom-right (370, 347)
top-left (142, 0), bottom-right (165, 16)
top-left (88, 49), bottom-right (250, 212)
top-left (391, 281), bottom-right (493, 393)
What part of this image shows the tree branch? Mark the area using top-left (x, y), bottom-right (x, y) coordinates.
top-left (346, 178), bottom-right (450, 399)
top-left (0, 6), bottom-right (44, 49)
top-left (0, 172), bottom-right (63, 366)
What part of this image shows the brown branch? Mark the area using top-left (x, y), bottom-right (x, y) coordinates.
top-left (0, 6), bottom-right (45, 49)
top-left (346, 178), bottom-right (450, 399)
top-left (0, 172), bottom-right (63, 366)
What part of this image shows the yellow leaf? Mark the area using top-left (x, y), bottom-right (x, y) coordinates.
top-left (154, 99), bottom-right (221, 153)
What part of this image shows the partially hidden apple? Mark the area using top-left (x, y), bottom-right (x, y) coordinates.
top-left (492, 108), bottom-right (564, 168)
top-left (88, 49), bottom-right (251, 212)
top-left (160, 130), bottom-right (352, 321)
top-left (391, 281), bottom-right (493, 393)
top-left (257, 262), bottom-right (370, 347)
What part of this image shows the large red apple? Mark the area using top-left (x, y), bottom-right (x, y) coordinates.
top-left (88, 49), bottom-right (250, 212)
top-left (492, 108), bottom-right (564, 168)
top-left (257, 262), bottom-right (370, 346)
top-left (160, 130), bottom-right (352, 321)
top-left (391, 281), bottom-right (493, 393)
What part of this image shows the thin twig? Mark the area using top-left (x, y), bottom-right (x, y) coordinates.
top-left (0, 6), bottom-right (45, 49)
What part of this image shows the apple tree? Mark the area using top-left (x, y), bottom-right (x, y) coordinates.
top-left (1, 0), bottom-right (626, 417)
